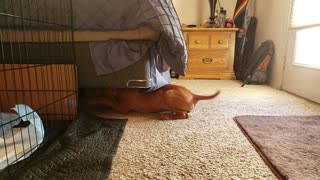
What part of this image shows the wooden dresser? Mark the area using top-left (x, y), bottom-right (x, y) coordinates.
top-left (181, 27), bottom-right (238, 79)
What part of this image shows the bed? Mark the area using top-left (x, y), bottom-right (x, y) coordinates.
top-left (1, 0), bottom-right (188, 90)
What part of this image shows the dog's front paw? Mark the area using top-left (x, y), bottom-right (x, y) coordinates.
top-left (159, 113), bottom-right (171, 120)
top-left (158, 112), bottom-right (189, 120)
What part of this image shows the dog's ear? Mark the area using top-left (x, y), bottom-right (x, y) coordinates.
top-left (111, 88), bottom-right (120, 97)
top-left (108, 88), bottom-right (122, 102)
top-left (82, 88), bottom-right (103, 97)
top-left (102, 88), bottom-right (119, 98)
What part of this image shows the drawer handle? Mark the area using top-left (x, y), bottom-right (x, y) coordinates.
top-left (195, 40), bottom-right (200, 44)
top-left (218, 40), bottom-right (223, 44)
top-left (202, 58), bottom-right (213, 64)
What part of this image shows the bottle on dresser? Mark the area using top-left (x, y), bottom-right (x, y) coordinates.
top-left (217, 7), bottom-right (227, 28)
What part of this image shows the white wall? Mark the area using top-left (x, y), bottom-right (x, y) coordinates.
top-left (254, 0), bottom-right (291, 89)
top-left (173, 0), bottom-right (237, 25)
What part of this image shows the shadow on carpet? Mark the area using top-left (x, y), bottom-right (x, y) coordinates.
top-left (234, 115), bottom-right (320, 180)
top-left (6, 113), bottom-right (127, 180)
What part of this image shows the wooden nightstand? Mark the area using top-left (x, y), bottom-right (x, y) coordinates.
top-left (181, 26), bottom-right (238, 79)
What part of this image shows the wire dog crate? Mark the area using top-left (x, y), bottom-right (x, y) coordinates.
top-left (0, 0), bottom-right (77, 174)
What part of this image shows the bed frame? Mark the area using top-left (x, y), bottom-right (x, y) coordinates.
top-left (0, 26), bottom-right (159, 42)
top-left (1, 27), bottom-right (159, 88)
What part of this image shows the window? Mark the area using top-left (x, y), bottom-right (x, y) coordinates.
top-left (290, 0), bottom-right (320, 68)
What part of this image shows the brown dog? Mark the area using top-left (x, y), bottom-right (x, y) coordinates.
top-left (85, 84), bottom-right (220, 120)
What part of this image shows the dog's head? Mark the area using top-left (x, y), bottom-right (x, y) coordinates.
top-left (103, 88), bottom-right (119, 98)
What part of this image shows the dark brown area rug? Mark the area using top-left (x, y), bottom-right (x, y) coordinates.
top-left (234, 115), bottom-right (320, 180)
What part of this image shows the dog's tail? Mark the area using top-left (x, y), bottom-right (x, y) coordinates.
top-left (193, 90), bottom-right (220, 103)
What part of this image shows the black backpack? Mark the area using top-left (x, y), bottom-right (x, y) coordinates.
top-left (241, 40), bottom-right (274, 87)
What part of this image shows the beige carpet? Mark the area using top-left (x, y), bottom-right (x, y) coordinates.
top-left (94, 80), bottom-right (320, 179)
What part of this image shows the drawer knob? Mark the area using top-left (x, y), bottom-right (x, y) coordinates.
top-left (202, 58), bottom-right (213, 64)
top-left (195, 40), bottom-right (200, 44)
top-left (218, 40), bottom-right (223, 44)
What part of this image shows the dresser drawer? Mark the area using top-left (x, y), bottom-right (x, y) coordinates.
top-left (188, 32), bottom-right (210, 49)
top-left (188, 50), bottom-right (229, 70)
top-left (210, 32), bottom-right (229, 49)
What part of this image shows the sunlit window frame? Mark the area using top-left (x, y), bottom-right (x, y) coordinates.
top-left (289, 0), bottom-right (320, 69)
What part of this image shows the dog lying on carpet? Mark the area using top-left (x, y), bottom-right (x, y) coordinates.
top-left (85, 84), bottom-right (220, 120)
